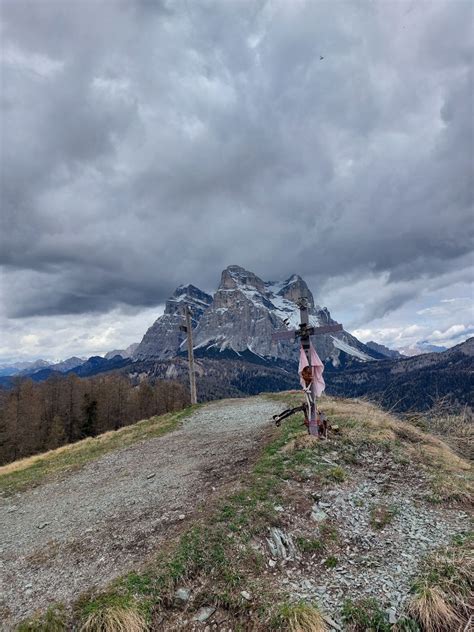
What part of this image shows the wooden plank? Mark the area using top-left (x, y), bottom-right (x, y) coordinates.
top-left (271, 330), bottom-right (295, 341)
top-left (272, 323), bottom-right (343, 342)
top-left (309, 324), bottom-right (343, 335)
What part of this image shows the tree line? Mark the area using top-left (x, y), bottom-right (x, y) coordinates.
top-left (0, 374), bottom-right (189, 466)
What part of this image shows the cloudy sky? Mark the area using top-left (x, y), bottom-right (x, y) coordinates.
top-left (1, 0), bottom-right (473, 362)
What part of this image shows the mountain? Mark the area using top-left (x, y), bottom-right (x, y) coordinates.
top-left (0, 355), bottom-right (132, 387)
top-left (399, 341), bottom-right (448, 357)
top-left (43, 357), bottom-right (85, 373)
top-left (0, 365), bottom-right (22, 378)
top-left (194, 265), bottom-right (380, 365)
top-left (105, 343), bottom-right (139, 360)
top-left (366, 341), bottom-right (403, 359)
top-left (325, 337), bottom-right (474, 412)
top-left (129, 355), bottom-right (299, 401)
top-left (0, 359), bottom-right (51, 377)
top-left (16, 356), bottom-right (86, 377)
top-left (134, 285), bottom-right (213, 360)
top-left (67, 355), bottom-right (132, 377)
top-left (135, 265), bottom-right (381, 368)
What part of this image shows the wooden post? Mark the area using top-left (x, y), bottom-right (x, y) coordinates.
top-left (185, 306), bottom-right (197, 404)
top-left (297, 298), bottom-right (312, 367)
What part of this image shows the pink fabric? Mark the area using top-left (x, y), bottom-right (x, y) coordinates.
top-left (298, 343), bottom-right (325, 397)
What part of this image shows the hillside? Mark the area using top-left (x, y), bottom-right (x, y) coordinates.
top-left (2, 395), bottom-right (471, 631)
top-left (325, 337), bottom-right (474, 412)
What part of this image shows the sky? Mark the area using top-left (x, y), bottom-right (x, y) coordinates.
top-left (1, 0), bottom-right (473, 363)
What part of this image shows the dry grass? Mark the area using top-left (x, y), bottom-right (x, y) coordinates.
top-left (408, 537), bottom-right (474, 632)
top-left (280, 434), bottom-right (320, 454)
top-left (405, 397), bottom-right (474, 461)
top-left (320, 395), bottom-right (473, 505)
top-left (0, 413), bottom-right (179, 477)
top-left (17, 604), bottom-right (66, 631)
top-left (408, 586), bottom-right (461, 631)
top-left (79, 606), bottom-right (147, 632)
top-left (279, 603), bottom-right (328, 632)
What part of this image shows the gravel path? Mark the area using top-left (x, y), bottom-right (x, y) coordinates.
top-left (0, 396), bottom-right (282, 630)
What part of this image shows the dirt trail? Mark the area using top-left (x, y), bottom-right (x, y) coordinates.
top-left (0, 396), bottom-right (282, 630)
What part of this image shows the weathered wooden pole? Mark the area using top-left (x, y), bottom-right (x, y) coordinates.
top-left (297, 298), bottom-right (312, 367)
top-left (184, 306), bottom-right (197, 404)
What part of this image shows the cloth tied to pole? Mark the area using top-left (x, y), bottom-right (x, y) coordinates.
top-left (299, 343), bottom-right (325, 436)
top-left (298, 343), bottom-right (325, 396)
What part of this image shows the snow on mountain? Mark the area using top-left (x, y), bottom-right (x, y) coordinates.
top-left (48, 357), bottom-right (87, 372)
top-left (331, 336), bottom-right (373, 362)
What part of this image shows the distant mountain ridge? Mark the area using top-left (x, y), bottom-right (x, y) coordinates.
top-left (326, 337), bottom-right (474, 412)
top-left (0, 357), bottom-right (87, 378)
top-left (0, 355), bottom-right (131, 387)
top-left (366, 341), bottom-right (403, 359)
top-left (399, 341), bottom-right (448, 356)
top-left (0, 359), bottom-right (51, 377)
top-left (105, 343), bottom-right (139, 360)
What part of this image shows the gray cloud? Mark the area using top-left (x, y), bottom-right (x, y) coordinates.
top-left (1, 0), bottom-right (473, 326)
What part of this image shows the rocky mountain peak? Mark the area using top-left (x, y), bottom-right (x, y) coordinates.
top-left (193, 266), bottom-right (376, 364)
top-left (134, 285), bottom-right (212, 360)
top-left (267, 274), bottom-right (315, 310)
top-left (165, 284), bottom-right (213, 317)
top-left (220, 265), bottom-right (267, 294)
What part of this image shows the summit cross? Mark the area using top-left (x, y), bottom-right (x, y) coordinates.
top-left (271, 298), bottom-right (343, 434)
top-left (271, 298), bottom-right (343, 365)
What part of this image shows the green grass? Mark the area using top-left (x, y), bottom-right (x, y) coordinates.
top-left (0, 406), bottom-right (197, 496)
top-left (17, 605), bottom-right (66, 632)
top-left (296, 536), bottom-right (324, 554)
top-left (341, 597), bottom-right (391, 631)
top-left (324, 555), bottom-right (338, 569)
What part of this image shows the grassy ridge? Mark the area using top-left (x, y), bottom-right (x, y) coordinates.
top-left (0, 406), bottom-right (198, 496)
top-left (17, 401), bottom-right (333, 631)
top-left (16, 393), bottom-right (473, 631)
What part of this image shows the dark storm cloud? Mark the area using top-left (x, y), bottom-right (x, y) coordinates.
top-left (1, 0), bottom-right (472, 321)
